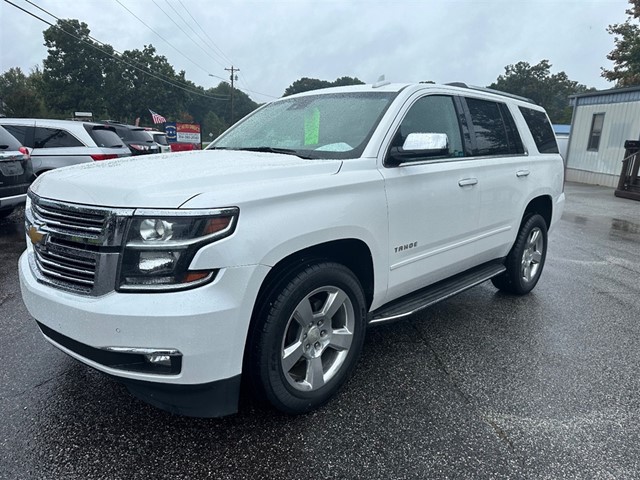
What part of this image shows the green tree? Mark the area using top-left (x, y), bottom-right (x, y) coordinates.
top-left (42, 19), bottom-right (114, 117)
top-left (104, 44), bottom-right (189, 124)
top-left (283, 76), bottom-right (364, 96)
top-left (602, 0), bottom-right (640, 86)
top-left (0, 67), bottom-right (47, 117)
top-left (489, 60), bottom-right (590, 123)
top-left (201, 111), bottom-right (227, 141)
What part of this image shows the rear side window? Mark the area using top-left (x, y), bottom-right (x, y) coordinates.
top-left (519, 107), bottom-right (559, 154)
top-left (152, 133), bottom-right (168, 145)
top-left (465, 98), bottom-right (523, 156)
top-left (0, 126), bottom-right (22, 150)
top-left (33, 128), bottom-right (84, 148)
top-left (85, 126), bottom-right (125, 148)
top-left (1, 125), bottom-right (30, 146)
top-left (115, 126), bottom-right (154, 143)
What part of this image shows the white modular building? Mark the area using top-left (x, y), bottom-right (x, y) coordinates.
top-left (566, 86), bottom-right (640, 187)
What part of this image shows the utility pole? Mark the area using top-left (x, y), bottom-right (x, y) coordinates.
top-left (225, 66), bottom-right (239, 124)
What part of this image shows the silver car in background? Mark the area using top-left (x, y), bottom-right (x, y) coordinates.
top-left (0, 119), bottom-right (131, 176)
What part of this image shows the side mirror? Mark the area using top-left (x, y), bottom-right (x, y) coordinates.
top-left (387, 132), bottom-right (449, 166)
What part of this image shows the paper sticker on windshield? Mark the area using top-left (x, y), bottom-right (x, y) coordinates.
top-left (304, 107), bottom-right (320, 146)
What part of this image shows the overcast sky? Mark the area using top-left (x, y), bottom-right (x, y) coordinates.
top-left (0, 0), bottom-right (631, 103)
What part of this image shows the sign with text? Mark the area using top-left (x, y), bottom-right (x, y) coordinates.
top-left (176, 123), bottom-right (201, 145)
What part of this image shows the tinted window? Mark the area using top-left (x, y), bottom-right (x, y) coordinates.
top-left (392, 95), bottom-right (464, 158)
top-left (466, 98), bottom-right (514, 156)
top-left (0, 126), bottom-right (22, 150)
top-left (114, 126), bottom-right (155, 143)
top-left (1, 125), bottom-right (30, 145)
top-left (85, 126), bottom-right (125, 148)
top-left (519, 107), bottom-right (559, 154)
top-left (33, 128), bottom-right (83, 148)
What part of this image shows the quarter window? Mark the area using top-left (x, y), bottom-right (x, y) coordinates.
top-left (519, 107), bottom-right (559, 154)
top-left (33, 128), bottom-right (84, 148)
top-left (587, 113), bottom-right (605, 151)
top-left (466, 98), bottom-right (523, 156)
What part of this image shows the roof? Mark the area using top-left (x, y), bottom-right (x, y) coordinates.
top-left (569, 85), bottom-right (640, 107)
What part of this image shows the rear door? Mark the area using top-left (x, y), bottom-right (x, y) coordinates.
top-left (458, 96), bottom-right (530, 263)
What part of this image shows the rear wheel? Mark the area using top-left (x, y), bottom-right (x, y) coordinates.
top-left (492, 214), bottom-right (548, 295)
top-left (249, 262), bottom-right (366, 414)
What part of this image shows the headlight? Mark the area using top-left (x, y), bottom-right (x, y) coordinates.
top-left (118, 207), bottom-right (239, 292)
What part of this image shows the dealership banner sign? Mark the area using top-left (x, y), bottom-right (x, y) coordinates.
top-left (164, 122), bottom-right (201, 145)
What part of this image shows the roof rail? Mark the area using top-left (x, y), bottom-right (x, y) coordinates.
top-left (445, 82), bottom-right (536, 104)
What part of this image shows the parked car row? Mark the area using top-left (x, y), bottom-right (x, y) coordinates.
top-left (0, 118), bottom-right (175, 217)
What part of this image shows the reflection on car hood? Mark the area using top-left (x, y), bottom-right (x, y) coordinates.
top-left (29, 150), bottom-right (342, 208)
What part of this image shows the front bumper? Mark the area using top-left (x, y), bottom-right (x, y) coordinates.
top-left (19, 251), bottom-right (269, 414)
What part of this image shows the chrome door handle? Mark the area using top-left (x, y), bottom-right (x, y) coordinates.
top-left (516, 170), bottom-right (530, 177)
top-left (458, 178), bottom-right (478, 187)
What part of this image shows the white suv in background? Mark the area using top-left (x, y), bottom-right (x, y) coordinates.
top-left (145, 129), bottom-right (171, 153)
top-left (19, 83), bottom-right (565, 417)
top-left (0, 119), bottom-right (131, 175)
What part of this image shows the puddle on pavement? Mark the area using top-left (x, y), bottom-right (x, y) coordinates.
top-left (610, 218), bottom-right (640, 235)
top-left (562, 213), bottom-right (588, 225)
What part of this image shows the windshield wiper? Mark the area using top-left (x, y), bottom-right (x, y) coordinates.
top-left (235, 147), bottom-right (314, 159)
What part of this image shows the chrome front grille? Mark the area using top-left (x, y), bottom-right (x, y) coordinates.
top-left (33, 238), bottom-right (98, 292)
top-left (32, 201), bottom-right (106, 238)
top-left (26, 193), bottom-right (134, 296)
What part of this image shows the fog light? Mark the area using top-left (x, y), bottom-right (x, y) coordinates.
top-left (144, 353), bottom-right (172, 366)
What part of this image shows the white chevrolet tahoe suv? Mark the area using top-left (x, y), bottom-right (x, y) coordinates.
top-left (19, 83), bottom-right (565, 417)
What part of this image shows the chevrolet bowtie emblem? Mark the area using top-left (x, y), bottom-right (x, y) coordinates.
top-left (27, 225), bottom-right (46, 245)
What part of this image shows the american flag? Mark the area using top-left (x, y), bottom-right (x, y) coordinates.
top-left (149, 109), bottom-right (167, 124)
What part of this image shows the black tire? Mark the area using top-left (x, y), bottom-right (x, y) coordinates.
top-left (248, 262), bottom-right (366, 414)
top-left (492, 214), bottom-right (548, 295)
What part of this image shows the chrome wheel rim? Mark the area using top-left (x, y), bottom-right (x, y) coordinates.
top-left (521, 227), bottom-right (544, 283)
top-left (281, 286), bottom-right (355, 392)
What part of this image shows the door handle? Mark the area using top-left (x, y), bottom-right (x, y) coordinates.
top-left (516, 170), bottom-right (530, 177)
top-left (458, 178), bottom-right (478, 187)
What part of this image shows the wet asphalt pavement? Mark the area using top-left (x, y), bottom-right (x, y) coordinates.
top-left (1, 183), bottom-right (639, 479)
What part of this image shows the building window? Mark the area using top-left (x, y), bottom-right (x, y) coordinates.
top-left (587, 113), bottom-right (605, 151)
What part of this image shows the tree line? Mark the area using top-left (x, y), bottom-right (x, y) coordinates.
top-left (1, 1), bottom-right (639, 130)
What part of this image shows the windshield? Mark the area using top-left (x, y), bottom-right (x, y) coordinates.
top-left (209, 91), bottom-right (397, 159)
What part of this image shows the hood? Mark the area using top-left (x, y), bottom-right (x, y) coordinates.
top-left (30, 150), bottom-right (343, 208)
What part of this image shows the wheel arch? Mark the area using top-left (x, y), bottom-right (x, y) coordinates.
top-left (243, 238), bottom-right (374, 374)
top-left (522, 194), bottom-right (552, 229)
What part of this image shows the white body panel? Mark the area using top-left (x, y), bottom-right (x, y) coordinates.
top-left (19, 83), bottom-right (565, 397)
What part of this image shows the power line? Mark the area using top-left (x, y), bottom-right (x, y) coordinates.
top-left (4, 0), bottom-right (229, 100)
top-left (114, 0), bottom-right (222, 79)
top-left (177, 0), bottom-right (234, 66)
top-left (163, 0), bottom-right (229, 68)
top-left (151, 0), bottom-right (226, 69)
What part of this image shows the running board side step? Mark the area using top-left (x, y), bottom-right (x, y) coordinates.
top-left (368, 261), bottom-right (506, 325)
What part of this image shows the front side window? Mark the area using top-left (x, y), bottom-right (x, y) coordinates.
top-left (519, 107), bottom-right (559, 154)
top-left (391, 95), bottom-right (464, 158)
top-left (33, 128), bottom-right (83, 148)
top-left (466, 98), bottom-right (522, 156)
top-left (587, 113), bottom-right (605, 151)
top-left (210, 92), bottom-right (397, 159)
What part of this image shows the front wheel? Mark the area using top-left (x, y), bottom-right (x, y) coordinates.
top-left (249, 262), bottom-right (366, 414)
top-left (492, 214), bottom-right (548, 295)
